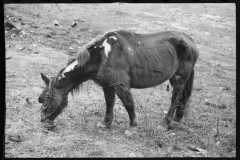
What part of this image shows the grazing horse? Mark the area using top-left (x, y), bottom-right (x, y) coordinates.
top-left (38, 29), bottom-right (199, 129)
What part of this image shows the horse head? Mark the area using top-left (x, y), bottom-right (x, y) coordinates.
top-left (38, 73), bottom-right (68, 126)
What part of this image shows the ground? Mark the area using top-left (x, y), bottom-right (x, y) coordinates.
top-left (5, 3), bottom-right (236, 157)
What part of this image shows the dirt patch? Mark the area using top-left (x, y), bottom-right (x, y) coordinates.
top-left (5, 3), bottom-right (235, 158)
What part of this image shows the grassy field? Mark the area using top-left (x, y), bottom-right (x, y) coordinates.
top-left (5, 3), bottom-right (235, 157)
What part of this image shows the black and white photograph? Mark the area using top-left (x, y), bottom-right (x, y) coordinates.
top-left (5, 3), bottom-right (236, 157)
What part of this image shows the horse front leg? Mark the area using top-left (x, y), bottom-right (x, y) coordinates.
top-left (114, 86), bottom-right (137, 128)
top-left (101, 86), bottom-right (116, 128)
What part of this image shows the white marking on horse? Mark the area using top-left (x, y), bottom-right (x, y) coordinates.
top-left (128, 47), bottom-right (134, 55)
top-left (102, 39), bottom-right (111, 57)
top-left (109, 36), bottom-right (117, 40)
top-left (175, 75), bottom-right (181, 80)
top-left (63, 60), bottom-right (78, 74)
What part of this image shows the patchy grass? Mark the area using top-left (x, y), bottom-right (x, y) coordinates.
top-left (5, 3), bottom-right (235, 157)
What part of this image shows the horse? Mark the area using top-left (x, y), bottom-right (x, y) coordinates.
top-left (38, 29), bottom-right (199, 130)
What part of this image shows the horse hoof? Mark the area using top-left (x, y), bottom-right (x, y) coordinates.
top-left (173, 116), bottom-right (181, 122)
top-left (124, 129), bottom-right (137, 136)
top-left (97, 122), bottom-right (108, 128)
top-left (160, 118), bottom-right (171, 130)
top-left (44, 121), bottom-right (57, 130)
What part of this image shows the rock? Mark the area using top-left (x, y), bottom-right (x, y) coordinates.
top-left (32, 43), bottom-right (36, 47)
top-left (8, 135), bottom-right (22, 142)
top-left (218, 103), bottom-right (227, 109)
top-left (215, 141), bottom-right (220, 147)
top-left (96, 122), bottom-right (106, 128)
top-left (53, 20), bottom-right (59, 26)
top-left (44, 120), bottom-right (57, 130)
top-left (187, 144), bottom-right (198, 151)
top-left (71, 22), bottom-right (77, 28)
top-left (195, 148), bottom-right (207, 156)
top-left (74, 19), bottom-right (85, 22)
top-left (204, 99), bottom-right (215, 106)
top-left (21, 30), bottom-right (27, 36)
top-left (11, 34), bottom-right (16, 38)
top-left (157, 125), bottom-right (165, 130)
top-left (124, 130), bottom-right (137, 136)
top-left (172, 144), bottom-right (182, 151)
top-left (128, 152), bottom-right (143, 157)
top-left (5, 21), bottom-right (16, 30)
top-left (31, 25), bottom-right (38, 28)
top-left (6, 57), bottom-right (12, 60)
top-left (128, 152), bottom-right (136, 157)
top-left (155, 140), bottom-right (163, 148)
top-left (45, 34), bottom-right (52, 38)
top-left (170, 133), bottom-right (175, 136)
top-left (19, 47), bottom-right (25, 51)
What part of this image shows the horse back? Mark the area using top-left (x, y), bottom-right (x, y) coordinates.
top-left (97, 30), bottom-right (198, 88)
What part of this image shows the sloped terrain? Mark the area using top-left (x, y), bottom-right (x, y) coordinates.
top-left (5, 3), bottom-right (235, 157)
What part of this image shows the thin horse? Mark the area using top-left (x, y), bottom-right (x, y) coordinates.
top-left (38, 29), bottom-right (199, 129)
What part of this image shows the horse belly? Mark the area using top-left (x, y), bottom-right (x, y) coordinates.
top-left (129, 65), bottom-right (175, 89)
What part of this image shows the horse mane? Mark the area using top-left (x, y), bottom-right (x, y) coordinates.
top-left (74, 32), bottom-right (109, 67)
top-left (68, 31), bottom-right (112, 97)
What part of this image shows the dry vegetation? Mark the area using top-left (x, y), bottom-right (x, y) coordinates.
top-left (5, 3), bottom-right (235, 157)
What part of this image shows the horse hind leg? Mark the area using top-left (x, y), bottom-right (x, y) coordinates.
top-left (173, 69), bottom-right (194, 121)
top-left (163, 69), bottom-right (193, 128)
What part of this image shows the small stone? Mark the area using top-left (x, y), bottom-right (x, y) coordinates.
top-left (204, 99), bottom-right (212, 105)
top-left (170, 133), bottom-right (175, 136)
top-left (53, 20), bottom-right (59, 26)
top-left (19, 47), bottom-right (25, 51)
top-left (8, 135), bottom-right (22, 142)
top-left (196, 147), bottom-right (207, 155)
top-left (155, 140), bottom-right (163, 148)
top-left (218, 103), bottom-right (227, 109)
top-left (187, 144), bottom-right (198, 151)
top-left (96, 122), bottom-right (106, 128)
top-left (219, 87), bottom-right (224, 93)
top-left (129, 152), bottom-right (136, 157)
top-left (172, 144), bottom-right (182, 151)
top-left (11, 34), bottom-right (16, 38)
top-left (215, 141), bottom-right (220, 147)
top-left (44, 120), bottom-right (57, 130)
top-left (157, 125), bottom-right (165, 130)
top-left (124, 130), bottom-right (137, 136)
top-left (163, 110), bottom-right (167, 114)
top-left (71, 22), bottom-right (77, 28)
top-left (21, 30), bottom-right (27, 36)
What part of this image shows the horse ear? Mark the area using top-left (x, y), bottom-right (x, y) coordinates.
top-left (40, 73), bottom-right (50, 85)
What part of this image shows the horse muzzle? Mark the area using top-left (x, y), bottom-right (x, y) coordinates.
top-left (41, 114), bottom-right (47, 122)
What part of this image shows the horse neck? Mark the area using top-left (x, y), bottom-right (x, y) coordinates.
top-left (59, 68), bottom-right (94, 95)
